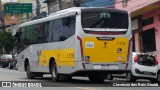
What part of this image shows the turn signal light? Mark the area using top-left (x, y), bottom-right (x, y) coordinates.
top-left (134, 54), bottom-right (138, 63)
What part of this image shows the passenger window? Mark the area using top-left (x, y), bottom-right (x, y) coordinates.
top-left (48, 15), bottom-right (76, 42)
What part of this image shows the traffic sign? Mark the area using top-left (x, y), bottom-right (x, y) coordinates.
top-left (4, 3), bottom-right (32, 13)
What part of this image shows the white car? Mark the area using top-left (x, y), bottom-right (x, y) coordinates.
top-left (107, 52), bottom-right (160, 83)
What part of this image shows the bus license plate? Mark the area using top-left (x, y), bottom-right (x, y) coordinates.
top-left (105, 65), bottom-right (119, 70)
top-left (93, 65), bottom-right (119, 70)
top-left (93, 65), bottom-right (102, 70)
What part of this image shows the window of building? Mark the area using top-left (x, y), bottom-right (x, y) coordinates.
top-left (131, 19), bottom-right (139, 30)
top-left (132, 34), bottom-right (135, 52)
top-left (142, 17), bottom-right (154, 27)
top-left (141, 28), bottom-right (156, 52)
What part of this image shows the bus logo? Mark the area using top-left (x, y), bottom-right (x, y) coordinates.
top-left (104, 42), bottom-right (108, 48)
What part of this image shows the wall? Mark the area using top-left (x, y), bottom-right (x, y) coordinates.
top-left (142, 9), bottom-right (160, 61)
top-left (115, 0), bottom-right (159, 12)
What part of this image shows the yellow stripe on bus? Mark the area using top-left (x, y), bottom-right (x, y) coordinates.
top-left (39, 49), bottom-right (75, 67)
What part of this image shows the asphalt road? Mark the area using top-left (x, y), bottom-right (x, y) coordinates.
top-left (0, 67), bottom-right (159, 90)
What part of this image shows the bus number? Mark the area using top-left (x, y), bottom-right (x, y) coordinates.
top-left (100, 12), bottom-right (111, 18)
top-left (118, 42), bottom-right (126, 45)
top-left (67, 53), bottom-right (74, 58)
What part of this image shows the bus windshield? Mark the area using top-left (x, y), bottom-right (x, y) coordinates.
top-left (81, 9), bottom-right (129, 31)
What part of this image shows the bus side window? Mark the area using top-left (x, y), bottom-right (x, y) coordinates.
top-left (16, 28), bottom-right (26, 53)
top-left (64, 17), bottom-right (71, 27)
top-left (62, 16), bottom-right (75, 39)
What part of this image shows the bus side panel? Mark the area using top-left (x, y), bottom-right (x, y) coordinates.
top-left (39, 49), bottom-right (75, 67)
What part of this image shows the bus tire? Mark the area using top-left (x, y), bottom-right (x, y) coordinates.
top-left (26, 63), bottom-right (35, 79)
top-left (127, 72), bottom-right (136, 82)
top-left (88, 74), bottom-right (106, 83)
top-left (51, 61), bottom-right (60, 82)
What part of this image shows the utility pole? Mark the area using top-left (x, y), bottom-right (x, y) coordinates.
top-left (0, 0), bottom-right (5, 31)
top-left (36, 0), bottom-right (41, 16)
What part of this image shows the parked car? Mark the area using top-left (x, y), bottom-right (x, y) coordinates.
top-left (0, 54), bottom-right (17, 69)
top-left (106, 52), bottom-right (160, 83)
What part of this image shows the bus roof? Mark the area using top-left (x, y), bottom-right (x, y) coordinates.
top-left (20, 7), bottom-right (128, 28)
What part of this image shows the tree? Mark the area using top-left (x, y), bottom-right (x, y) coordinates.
top-left (0, 30), bottom-right (16, 54)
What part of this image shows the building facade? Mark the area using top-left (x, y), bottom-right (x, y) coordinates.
top-left (115, 0), bottom-right (160, 61)
top-left (0, 0), bottom-right (19, 30)
top-left (42, 0), bottom-right (73, 14)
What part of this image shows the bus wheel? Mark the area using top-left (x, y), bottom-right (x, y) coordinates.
top-left (88, 74), bottom-right (106, 83)
top-left (51, 61), bottom-right (60, 82)
top-left (127, 72), bottom-right (136, 82)
top-left (26, 63), bottom-right (35, 79)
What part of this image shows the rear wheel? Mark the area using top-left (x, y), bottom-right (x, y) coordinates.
top-left (51, 61), bottom-right (60, 82)
top-left (88, 74), bottom-right (106, 83)
top-left (127, 72), bottom-right (136, 82)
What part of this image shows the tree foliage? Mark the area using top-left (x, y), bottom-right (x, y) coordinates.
top-left (0, 31), bottom-right (16, 54)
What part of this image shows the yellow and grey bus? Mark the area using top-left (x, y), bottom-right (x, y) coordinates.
top-left (16, 7), bottom-right (132, 82)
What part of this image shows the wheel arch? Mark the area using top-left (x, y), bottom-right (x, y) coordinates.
top-left (24, 58), bottom-right (29, 71)
top-left (49, 57), bottom-right (56, 73)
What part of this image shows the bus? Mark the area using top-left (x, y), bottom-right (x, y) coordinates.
top-left (16, 7), bottom-right (132, 82)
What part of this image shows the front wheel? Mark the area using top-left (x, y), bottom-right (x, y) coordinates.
top-left (26, 63), bottom-right (35, 79)
top-left (127, 72), bottom-right (136, 82)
